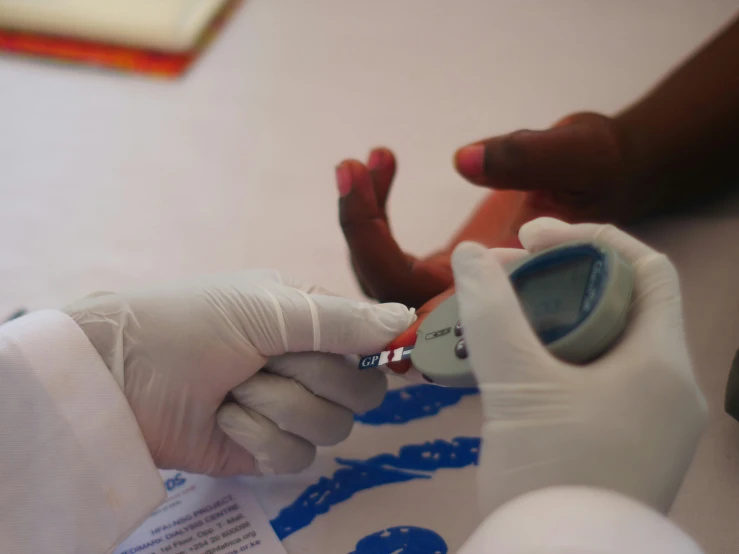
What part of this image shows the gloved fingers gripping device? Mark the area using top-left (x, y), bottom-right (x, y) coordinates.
top-left (360, 241), bottom-right (634, 386)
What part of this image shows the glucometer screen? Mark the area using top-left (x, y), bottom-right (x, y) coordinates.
top-left (514, 257), bottom-right (593, 332)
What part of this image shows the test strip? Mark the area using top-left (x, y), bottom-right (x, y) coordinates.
top-left (358, 346), bottom-right (415, 370)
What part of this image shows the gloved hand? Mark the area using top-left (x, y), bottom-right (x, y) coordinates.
top-left (63, 270), bottom-right (415, 477)
top-left (451, 218), bottom-right (707, 517)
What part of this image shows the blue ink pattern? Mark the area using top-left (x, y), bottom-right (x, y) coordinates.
top-left (270, 437), bottom-right (480, 539)
top-left (355, 384), bottom-right (478, 426)
top-left (350, 526), bottom-right (448, 554)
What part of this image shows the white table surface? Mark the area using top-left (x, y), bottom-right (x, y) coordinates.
top-left (1, 1), bottom-right (738, 552)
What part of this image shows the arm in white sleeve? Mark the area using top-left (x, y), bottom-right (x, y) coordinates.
top-left (458, 486), bottom-right (704, 554)
top-left (0, 311), bottom-right (165, 553)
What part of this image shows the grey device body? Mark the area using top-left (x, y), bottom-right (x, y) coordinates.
top-left (410, 241), bottom-right (634, 387)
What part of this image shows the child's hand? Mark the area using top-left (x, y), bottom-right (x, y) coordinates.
top-left (337, 150), bottom-right (455, 310)
top-left (336, 149), bottom-right (539, 376)
top-left (454, 112), bottom-right (637, 224)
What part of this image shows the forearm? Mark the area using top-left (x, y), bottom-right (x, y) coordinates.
top-left (616, 13), bottom-right (739, 216)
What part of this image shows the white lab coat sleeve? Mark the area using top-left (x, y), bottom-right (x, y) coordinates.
top-left (458, 486), bottom-right (704, 554)
top-left (0, 310), bottom-right (166, 554)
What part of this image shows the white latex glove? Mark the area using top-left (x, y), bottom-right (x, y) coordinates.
top-left (451, 218), bottom-right (707, 518)
top-left (64, 270), bottom-right (415, 476)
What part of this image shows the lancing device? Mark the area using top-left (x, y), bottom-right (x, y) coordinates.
top-left (359, 241), bottom-right (634, 387)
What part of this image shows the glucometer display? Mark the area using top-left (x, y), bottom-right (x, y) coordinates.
top-left (514, 257), bottom-right (593, 332)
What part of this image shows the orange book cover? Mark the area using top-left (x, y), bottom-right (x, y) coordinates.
top-left (0, 0), bottom-right (242, 78)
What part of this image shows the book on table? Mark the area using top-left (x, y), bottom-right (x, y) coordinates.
top-left (0, 0), bottom-right (240, 77)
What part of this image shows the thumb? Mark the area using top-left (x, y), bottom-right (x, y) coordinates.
top-left (452, 242), bottom-right (553, 385)
top-left (258, 284), bottom-right (416, 356)
top-left (454, 113), bottom-right (619, 191)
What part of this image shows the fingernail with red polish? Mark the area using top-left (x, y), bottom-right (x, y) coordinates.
top-left (368, 149), bottom-right (384, 170)
top-left (336, 163), bottom-right (353, 196)
top-left (455, 145), bottom-right (485, 177)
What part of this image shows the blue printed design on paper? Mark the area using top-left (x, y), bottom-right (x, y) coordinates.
top-left (270, 436), bottom-right (479, 540)
top-left (350, 526), bottom-right (448, 554)
top-left (355, 384), bottom-right (478, 426)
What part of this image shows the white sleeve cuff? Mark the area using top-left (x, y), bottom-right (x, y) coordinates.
top-left (458, 486), bottom-right (704, 554)
top-left (0, 310), bottom-right (166, 553)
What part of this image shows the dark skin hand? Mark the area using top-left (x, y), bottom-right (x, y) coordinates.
top-left (337, 151), bottom-right (534, 372)
top-left (337, 151), bottom-right (455, 310)
top-left (337, 149), bottom-right (533, 307)
top-left (336, 121), bottom-right (628, 370)
top-left (337, 113), bottom-right (630, 320)
top-left (337, 152), bottom-right (456, 372)
top-left (339, 14), bottom-right (739, 373)
top-left (335, 118), bottom-right (623, 362)
top-left (454, 12), bottom-right (739, 227)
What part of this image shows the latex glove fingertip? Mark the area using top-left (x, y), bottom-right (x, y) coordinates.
top-left (372, 302), bottom-right (417, 331)
top-left (519, 217), bottom-right (571, 248)
top-left (451, 241), bottom-right (490, 272)
top-left (452, 242), bottom-right (505, 287)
